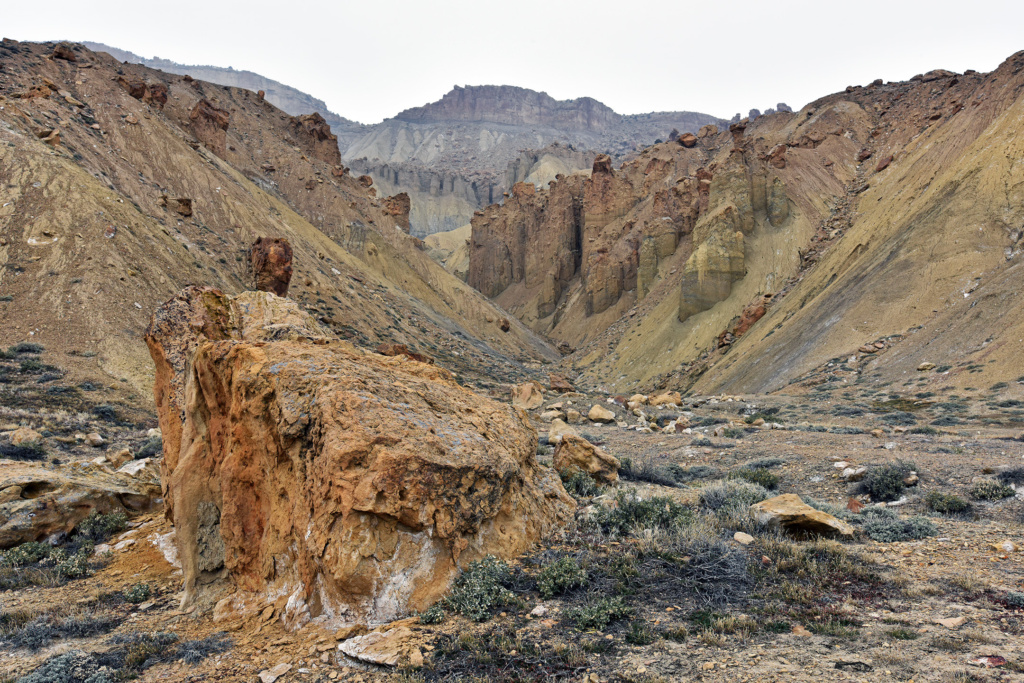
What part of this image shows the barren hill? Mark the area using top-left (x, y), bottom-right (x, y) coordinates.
top-left (344, 86), bottom-right (723, 236)
top-left (0, 39), bottom-right (556, 402)
top-left (468, 53), bottom-right (1024, 398)
top-left (81, 41), bottom-right (368, 149)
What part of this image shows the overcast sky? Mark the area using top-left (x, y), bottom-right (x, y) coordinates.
top-left (6, 0), bottom-right (1024, 124)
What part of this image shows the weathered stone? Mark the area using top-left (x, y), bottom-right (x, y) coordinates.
top-left (511, 381), bottom-right (545, 409)
top-left (51, 42), bottom-right (77, 62)
top-left (678, 230), bottom-right (745, 323)
top-left (587, 404), bottom-right (616, 423)
top-left (189, 99), bottom-right (230, 157)
top-left (678, 132), bottom-right (697, 148)
top-left (750, 494), bottom-right (854, 537)
top-left (549, 374), bottom-right (575, 393)
top-left (339, 627), bottom-right (424, 668)
top-left (147, 288), bottom-right (573, 625)
top-left (649, 391), bottom-right (682, 407)
top-left (290, 113), bottom-right (341, 166)
top-left (0, 460), bottom-right (160, 548)
top-left (547, 418), bottom-right (579, 443)
top-left (553, 435), bottom-right (619, 485)
top-left (375, 343), bottom-right (434, 365)
top-left (10, 427), bottom-right (42, 446)
top-left (85, 432), bottom-right (104, 447)
top-left (382, 193), bottom-right (412, 233)
top-left (248, 237), bottom-right (293, 297)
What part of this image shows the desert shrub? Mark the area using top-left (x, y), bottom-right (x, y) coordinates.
top-left (537, 556), bottom-right (588, 599)
top-left (830, 426), bottom-right (866, 434)
top-left (175, 633), bottom-right (232, 665)
top-left (745, 457), bottom-right (785, 469)
top-left (49, 548), bottom-right (92, 580)
top-left (12, 343), bottom-right (44, 354)
top-left (76, 510), bottom-right (127, 542)
top-left (691, 436), bottom-right (713, 447)
top-left (880, 411), bottom-right (917, 425)
top-left (594, 492), bottom-right (691, 535)
top-left (698, 480), bottom-right (770, 513)
top-left (0, 442), bottom-right (46, 461)
top-left (19, 359), bottom-right (43, 373)
top-left (910, 426), bottom-right (940, 435)
top-left (859, 461), bottom-right (915, 502)
top-left (668, 464), bottom-right (719, 482)
top-left (658, 525), bottom-right (752, 605)
top-left (619, 455), bottom-right (677, 487)
top-left (91, 405), bottom-right (118, 423)
top-left (443, 556), bottom-right (517, 622)
top-left (862, 515), bottom-right (937, 542)
top-left (997, 468), bottom-right (1024, 485)
top-left (729, 467), bottom-right (779, 490)
top-left (722, 427), bottom-right (746, 439)
top-left (1006, 591), bottom-right (1024, 607)
top-left (925, 491), bottom-right (971, 514)
top-left (1, 542), bottom-right (51, 567)
top-left (887, 627), bottom-right (920, 640)
top-left (931, 416), bottom-right (962, 426)
top-left (417, 603), bottom-right (445, 625)
top-left (564, 596), bottom-right (632, 630)
top-left (14, 650), bottom-right (115, 683)
top-left (970, 480), bottom-right (1015, 500)
top-left (625, 621), bottom-right (656, 645)
top-left (136, 436), bottom-right (162, 460)
top-left (4, 613), bottom-right (120, 650)
top-left (559, 468), bottom-right (602, 498)
top-left (123, 583), bottom-right (151, 604)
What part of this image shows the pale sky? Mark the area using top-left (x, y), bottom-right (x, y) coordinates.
top-left (5, 0), bottom-right (1024, 124)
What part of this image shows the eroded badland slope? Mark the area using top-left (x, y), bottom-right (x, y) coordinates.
top-left (0, 39), bottom-right (556, 400)
top-left (470, 52), bottom-right (1024, 397)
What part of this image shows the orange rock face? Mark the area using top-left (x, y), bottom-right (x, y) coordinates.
top-left (290, 113), bottom-right (342, 166)
top-left (248, 237), bottom-right (293, 297)
top-left (146, 288), bottom-right (573, 627)
top-left (382, 192), bottom-right (412, 233)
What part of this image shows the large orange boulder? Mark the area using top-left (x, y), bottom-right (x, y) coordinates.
top-left (146, 288), bottom-right (573, 627)
top-left (189, 99), bottom-right (230, 156)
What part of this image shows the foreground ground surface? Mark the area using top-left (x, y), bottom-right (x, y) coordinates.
top-left (3, 371), bottom-right (1024, 683)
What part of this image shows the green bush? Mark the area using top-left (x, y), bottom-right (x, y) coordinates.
top-left (417, 603), bottom-right (445, 625)
top-left (536, 556), bottom-right (588, 599)
top-left (997, 468), bottom-right (1024, 485)
top-left (594, 492), bottom-right (691, 535)
top-left (728, 467), bottom-right (779, 490)
top-left (76, 510), bottom-right (128, 542)
top-left (1, 541), bottom-right (51, 567)
top-left (559, 469), bottom-right (602, 498)
top-left (691, 437), bottom-right (713, 447)
top-left (443, 556), bottom-right (517, 622)
top-left (124, 583), bottom-right (152, 604)
top-left (12, 342), bottom-right (44, 354)
top-left (862, 515), bottom-right (937, 542)
top-left (744, 457), bottom-right (785, 469)
top-left (15, 650), bottom-right (115, 683)
top-left (970, 480), bottom-right (1016, 501)
top-left (859, 461), bottom-right (915, 502)
top-left (564, 596), bottom-right (632, 630)
top-left (924, 491), bottom-right (970, 514)
top-left (49, 548), bottom-right (92, 580)
top-left (722, 427), bottom-right (746, 439)
top-left (1006, 591), bottom-right (1024, 607)
top-left (136, 436), bottom-right (163, 460)
top-left (698, 480), bottom-right (770, 513)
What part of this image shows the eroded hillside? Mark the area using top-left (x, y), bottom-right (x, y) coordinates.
top-left (0, 40), bottom-right (556, 400)
top-left (469, 53), bottom-right (1024, 397)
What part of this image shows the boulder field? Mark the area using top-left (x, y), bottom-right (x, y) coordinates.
top-left (145, 286), bottom-right (574, 628)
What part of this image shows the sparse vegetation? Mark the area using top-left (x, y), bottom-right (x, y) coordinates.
top-left (859, 461), bottom-right (916, 502)
top-left (442, 556), bottom-right (518, 622)
top-left (698, 480), bottom-right (770, 513)
top-left (728, 466), bottom-right (780, 490)
top-left (969, 480), bottom-right (1015, 500)
top-left (123, 583), bottom-right (152, 604)
top-left (593, 491), bottom-right (691, 535)
top-left (536, 556), bottom-right (588, 599)
top-left (77, 510), bottom-right (128, 542)
top-left (565, 595), bottom-right (632, 630)
top-left (862, 514), bottom-right (937, 542)
top-left (925, 491), bottom-right (971, 514)
top-left (559, 468), bottom-right (603, 498)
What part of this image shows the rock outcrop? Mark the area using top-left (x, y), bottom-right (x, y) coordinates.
top-left (189, 98), bottom-right (230, 156)
top-left (750, 494), bottom-right (854, 537)
top-left (248, 238), bottom-right (293, 297)
top-left (290, 113), bottom-right (342, 166)
top-left (553, 435), bottom-right (619, 485)
top-left (0, 460), bottom-right (161, 548)
top-left (147, 288), bottom-right (573, 626)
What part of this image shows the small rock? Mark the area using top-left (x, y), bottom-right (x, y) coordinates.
top-left (565, 409), bottom-right (583, 424)
top-left (934, 616), bottom-right (966, 629)
top-left (258, 663), bottom-right (293, 683)
top-left (530, 604), bottom-right (548, 617)
top-left (870, 429), bottom-right (885, 438)
top-left (107, 448), bottom-right (133, 468)
top-left (733, 532), bottom-right (754, 545)
top-left (539, 410), bottom-right (565, 423)
top-left (847, 497), bottom-right (864, 513)
top-left (917, 362), bottom-right (936, 371)
top-left (751, 494), bottom-right (854, 537)
top-left (834, 461), bottom-right (850, 469)
top-left (10, 427), bottom-right (42, 446)
top-left (85, 433), bottom-right (105, 447)
top-left (843, 467), bottom-right (867, 482)
top-left (903, 474), bottom-right (919, 487)
top-left (588, 405), bottom-right (616, 423)
top-left (547, 419), bottom-right (579, 444)
top-left (791, 624), bottom-right (813, 637)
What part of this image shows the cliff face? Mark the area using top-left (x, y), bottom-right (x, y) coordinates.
top-left (469, 52), bottom-right (1024, 397)
top-left (0, 40), bottom-right (556, 399)
top-left (343, 86), bottom-right (724, 236)
top-left (395, 85), bottom-right (620, 131)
